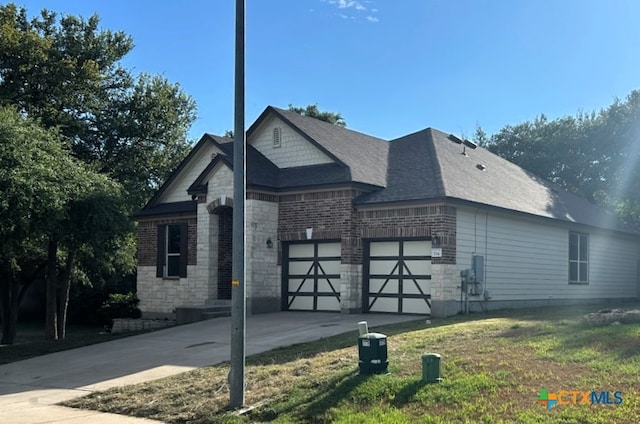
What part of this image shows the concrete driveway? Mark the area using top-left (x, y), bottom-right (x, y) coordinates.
top-left (0, 312), bottom-right (422, 423)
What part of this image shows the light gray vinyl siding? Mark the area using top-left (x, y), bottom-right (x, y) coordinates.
top-left (456, 207), bottom-right (640, 301)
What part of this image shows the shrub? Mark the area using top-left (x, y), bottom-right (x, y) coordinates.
top-left (99, 292), bottom-right (142, 331)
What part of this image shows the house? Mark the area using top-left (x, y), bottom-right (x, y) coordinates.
top-left (134, 106), bottom-right (640, 319)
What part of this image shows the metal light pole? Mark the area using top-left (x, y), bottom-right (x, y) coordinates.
top-left (229, 0), bottom-right (246, 409)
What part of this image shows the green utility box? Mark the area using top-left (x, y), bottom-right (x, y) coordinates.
top-left (358, 332), bottom-right (388, 375)
top-left (422, 353), bottom-right (442, 383)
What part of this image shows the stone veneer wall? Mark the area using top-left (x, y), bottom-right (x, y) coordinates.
top-left (137, 265), bottom-right (199, 317)
top-left (195, 202), bottom-right (219, 302)
top-left (251, 116), bottom-right (333, 168)
top-left (341, 264), bottom-right (363, 312)
top-left (136, 215), bottom-right (198, 318)
top-left (247, 193), bottom-right (280, 313)
top-left (136, 191), bottom-right (459, 317)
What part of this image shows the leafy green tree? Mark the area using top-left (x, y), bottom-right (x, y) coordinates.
top-left (480, 90), bottom-right (640, 227)
top-left (45, 172), bottom-right (131, 340)
top-left (0, 4), bottom-right (196, 341)
top-left (0, 106), bottom-right (131, 343)
top-left (0, 4), bottom-right (196, 211)
top-left (288, 104), bottom-right (347, 127)
top-left (0, 109), bottom-right (72, 341)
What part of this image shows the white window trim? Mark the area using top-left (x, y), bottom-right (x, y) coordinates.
top-left (165, 224), bottom-right (181, 278)
top-left (569, 231), bottom-right (589, 284)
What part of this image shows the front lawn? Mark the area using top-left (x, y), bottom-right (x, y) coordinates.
top-left (63, 304), bottom-right (640, 423)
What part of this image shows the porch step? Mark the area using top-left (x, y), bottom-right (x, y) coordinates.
top-left (175, 301), bottom-right (231, 325)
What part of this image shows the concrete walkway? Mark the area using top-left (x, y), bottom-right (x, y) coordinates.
top-left (0, 312), bottom-right (421, 423)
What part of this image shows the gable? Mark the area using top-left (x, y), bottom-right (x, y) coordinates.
top-left (249, 115), bottom-right (334, 168)
top-left (203, 161), bottom-right (234, 200)
top-left (157, 141), bottom-right (223, 204)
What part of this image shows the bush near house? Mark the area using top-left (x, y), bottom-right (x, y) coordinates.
top-left (99, 292), bottom-right (142, 331)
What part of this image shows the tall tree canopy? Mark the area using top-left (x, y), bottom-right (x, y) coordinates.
top-left (478, 90), bottom-right (640, 227)
top-left (0, 3), bottom-right (196, 210)
top-left (289, 103), bottom-right (346, 127)
top-left (0, 4), bottom-right (196, 343)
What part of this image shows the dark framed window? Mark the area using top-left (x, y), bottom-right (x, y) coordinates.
top-left (569, 232), bottom-right (588, 284)
top-left (156, 223), bottom-right (188, 278)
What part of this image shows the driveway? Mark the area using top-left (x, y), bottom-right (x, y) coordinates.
top-left (0, 312), bottom-right (422, 423)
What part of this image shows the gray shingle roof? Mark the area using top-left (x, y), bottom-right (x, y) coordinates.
top-left (356, 128), bottom-right (634, 233)
top-left (353, 128), bottom-right (443, 204)
top-left (213, 137), bottom-right (350, 190)
top-left (139, 106), bottom-right (634, 234)
top-left (264, 107), bottom-right (390, 187)
top-left (133, 200), bottom-right (196, 218)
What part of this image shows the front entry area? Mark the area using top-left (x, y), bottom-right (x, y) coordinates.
top-left (282, 241), bottom-right (342, 311)
top-left (364, 239), bottom-right (432, 314)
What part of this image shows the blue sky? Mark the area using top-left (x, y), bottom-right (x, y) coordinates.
top-left (14, 0), bottom-right (640, 141)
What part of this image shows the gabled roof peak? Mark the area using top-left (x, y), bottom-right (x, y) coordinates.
top-left (249, 105), bottom-right (390, 188)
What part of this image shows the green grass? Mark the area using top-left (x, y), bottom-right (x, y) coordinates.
top-left (63, 303), bottom-right (640, 423)
top-left (0, 322), bottom-right (146, 364)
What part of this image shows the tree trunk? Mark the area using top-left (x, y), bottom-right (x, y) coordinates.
top-left (45, 238), bottom-right (58, 340)
top-left (0, 266), bottom-right (19, 345)
top-left (56, 250), bottom-right (74, 340)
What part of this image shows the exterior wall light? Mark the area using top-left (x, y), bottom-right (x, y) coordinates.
top-left (266, 238), bottom-right (273, 248)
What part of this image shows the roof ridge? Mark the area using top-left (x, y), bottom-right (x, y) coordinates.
top-left (269, 105), bottom-right (388, 141)
top-left (425, 128), bottom-right (447, 197)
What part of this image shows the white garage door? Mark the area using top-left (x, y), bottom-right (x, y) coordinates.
top-left (283, 241), bottom-right (341, 311)
top-left (365, 239), bottom-right (432, 314)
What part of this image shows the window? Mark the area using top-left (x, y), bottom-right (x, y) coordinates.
top-left (569, 232), bottom-right (588, 283)
top-left (273, 127), bottom-right (282, 148)
top-left (166, 225), bottom-right (181, 277)
top-left (156, 223), bottom-right (188, 278)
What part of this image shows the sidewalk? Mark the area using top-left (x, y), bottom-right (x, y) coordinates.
top-left (0, 312), bottom-right (421, 423)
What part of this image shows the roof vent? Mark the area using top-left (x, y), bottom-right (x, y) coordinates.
top-left (476, 164), bottom-right (486, 171)
top-left (463, 139), bottom-right (477, 149)
top-left (448, 134), bottom-right (463, 144)
top-left (273, 127), bottom-right (282, 148)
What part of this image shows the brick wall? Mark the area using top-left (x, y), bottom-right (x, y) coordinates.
top-left (357, 204), bottom-right (457, 264)
top-left (277, 191), bottom-right (456, 264)
top-left (278, 189), bottom-right (360, 264)
top-left (137, 216), bottom-right (197, 267)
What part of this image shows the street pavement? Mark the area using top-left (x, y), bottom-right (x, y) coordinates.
top-left (0, 312), bottom-right (422, 423)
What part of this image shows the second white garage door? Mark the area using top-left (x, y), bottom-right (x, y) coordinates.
top-left (364, 239), bottom-right (432, 314)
